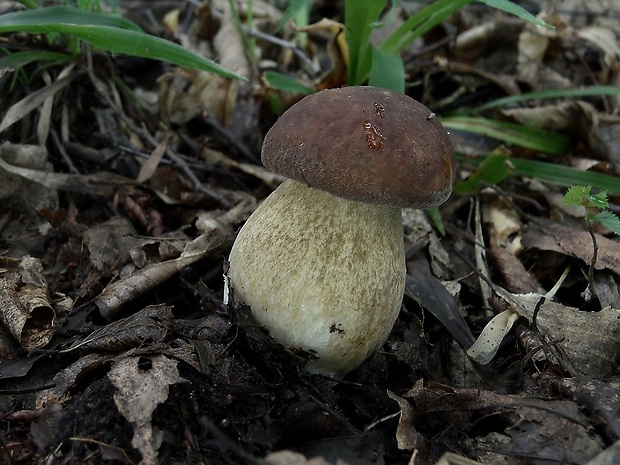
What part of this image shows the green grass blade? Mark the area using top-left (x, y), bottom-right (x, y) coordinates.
top-left (0, 6), bottom-right (245, 80)
top-left (473, 86), bottom-right (620, 112)
top-left (457, 153), bottom-right (620, 194)
top-left (345, 0), bottom-right (388, 85)
top-left (263, 71), bottom-right (313, 95)
top-left (276, 0), bottom-right (311, 31)
top-left (379, 0), bottom-right (472, 55)
top-left (442, 116), bottom-right (571, 155)
top-left (369, 46), bottom-right (405, 93)
top-left (0, 6), bottom-right (142, 32)
top-left (479, 0), bottom-right (553, 29)
top-left (511, 159), bottom-right (620, 194)
top-left (0, 50), bottom-right (75, 69)
top-left (80, 26), bottom-right (245, 79)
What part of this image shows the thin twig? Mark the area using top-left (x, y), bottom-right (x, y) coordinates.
top-left (50, 128), bottom-right (79, 174)
top-left (245, 27), bottom-right (321, 76)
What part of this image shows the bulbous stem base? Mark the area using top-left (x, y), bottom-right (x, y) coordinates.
top-left (227, 180), bottom-right (406, 377)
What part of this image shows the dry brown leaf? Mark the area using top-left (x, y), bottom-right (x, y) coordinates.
top-left (64, 305), bottom-right (175, 354)
top-left (402, 382), bottom-right (604, 464)
top-left (36, 352), bottom-right (116, 407)
top-left (522, 218), bottom-right (620, 274)
top-left (517, 14), bottom-right (569, 87)
top-left (577, 26), bottom-right (620, 85)
top-left (0, 256), bottom-right (54, 352)
top-left (108, 354), bottom-right (185, 465)
top-left (83, 217), bottom-right (140, 272)
top-left (213, 1), bottom-right (251, 79)
top-left (387, 389), bottom-right (425, 451)
top-left (95, 198), bottom-right (254, 321)
top-left (493, 286), bottom-right (620, 378)
top-left (159, 68), bottom-right (238, 127)
top-left (299, 18), bottom-right (348, 90)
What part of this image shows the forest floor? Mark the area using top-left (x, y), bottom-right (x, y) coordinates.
top-left (0, 1), bottom-right (619, 464)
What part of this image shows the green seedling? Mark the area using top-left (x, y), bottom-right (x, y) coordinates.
top-left (563, 185), bottom-right (620, 294)
top-left (564, 185), bottom-right (620, 235)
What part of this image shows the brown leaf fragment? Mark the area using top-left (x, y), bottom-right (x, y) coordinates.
top-left (0, 325), bottom-right (21, 359)
top-left (522, 218), bottom-right (620, 274)
top-left (387, 389), bottom-right (425, 451)
top-left (403, 382), bottom-right (604, 464)
top-left (94, 228), bottom-right (225, 322)
top-left (493, 287), bottom-right (620, 378)
top-left (489, 241), bottom-right (545, 294)
top-left (63, 304), bottom-right (175, 354)
top-left (553, 378), bottom-right (620, 442)
top-left (36, 352), bottom-right (116, 407)
top-left (584, 440), bottom-right (620, 465)
top-left (405, 254), bottom-right (475, 350)
top-left (0, 74), bottom-right (73, 133)
top-left (108, 354), bottom-right (185, 465)
top-left (0, 256), bottom-right (55, 351)
top-left (82, 217), bottom-right (139, 272)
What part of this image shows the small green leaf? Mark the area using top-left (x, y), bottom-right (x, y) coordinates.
top-left (595, 210), bottom-right (620, 235)
top-left (263, 71), bottom-right (314, 95)
top-left (454, 147), bottom-right (513, 193)
top-left (589, 190), bottom-right (609, 209)
top-left (563, 185), bottom-right (591, 207)
top-left (427, 206), bottom-right (446, 236)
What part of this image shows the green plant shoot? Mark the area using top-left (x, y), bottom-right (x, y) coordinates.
top-left (564, 186), bottom-right (620, 235)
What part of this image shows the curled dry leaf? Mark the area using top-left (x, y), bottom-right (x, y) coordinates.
top-left (36, 352), bottom-right (116, 408)
top-left (0, 256), bottom-right (54, 351)
top-left (158, 68), bottom-right (238, 126)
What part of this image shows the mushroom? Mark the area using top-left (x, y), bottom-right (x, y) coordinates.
top-left (227, 86), bottom-right (455, 378)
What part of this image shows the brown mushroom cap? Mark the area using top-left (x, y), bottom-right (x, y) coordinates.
top-left (261, 86), bottom-right (456, 209)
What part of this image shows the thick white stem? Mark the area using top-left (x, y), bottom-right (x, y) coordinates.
top-left (228, 180), bottom-right (406, 377)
